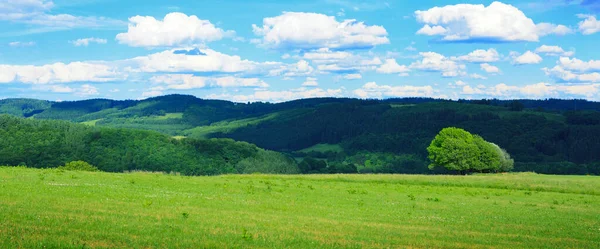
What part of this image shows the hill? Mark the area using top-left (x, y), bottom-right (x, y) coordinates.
top-left (0, 115), bottom-right (298, 175)
top-left (2, 95), bottom-right (600, 175)
top-left (1, 167), bottom-right (598, 248)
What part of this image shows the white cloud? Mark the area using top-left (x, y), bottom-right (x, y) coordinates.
top-left (512, 51), bottom-right (543, 65)
top-left (353, 82), bottom-right (436, 98)
top-left (252, 12), bottom-right (389, 50)
top-left (453, 48), bottom-right (500, 63)
top-left (343, 73), bottom-right (362, 80)
top-left (70, 37), bottom-right (107, 46)
top-left (141, 90), bottom-right (163, 98)
top-left (302, 48), bottom-right (353, 63)
top-left (127, 48), bottom-right (266, 74)
top-left (32, 85), bottom-right (74, 93)
top-left (316, 56), bottom-right (382, 74)
top-left (116, 12), bottom-right (234, 47)
top-left (454, 80), bottom-right (468, 86)
top-left (410, 52), bottom-right (465, 77)
top-left (469, 73), bottom-right (488, 79)
top-left (489, 82), bottom-right (600, 99)
top-left (557, 57), bottom-right (600, 72)
top-left (150, 74), bottom-right (269, 90)
top-left (416, 25), bottom-right (447, 35)
top-left (543, 66), bottom-right (600, 83)
top-left (0, 0), bottom-right (124, 30)
top-left (376, 59), bottom-right (410, 74)
top-left (536, 23), bottom-right (573, 36)
top-left (269, 60), bottom-right (314, 77)
top-left (302, 77), bottom-right (319, 87)
top-left (8, 41), bottom-right (35, 47)
top-left (462, 85), bottom-right (484, 95)
top-left (480, 63), bottom-right (500, 73)
top-left (0, 62), bottom-right (123, 84)
top-left (414, 2), bottom-right (570, 42)
top-left (535, 45), bottom-right (574, 57)
top-left (578, 15), bottom-right (600, 35)
top-left (207, 87), bottom-right (344, 103)
top-left (77, 84), bottom-right (99, 96)
top-left (405, 45), bottom-right (417, 51)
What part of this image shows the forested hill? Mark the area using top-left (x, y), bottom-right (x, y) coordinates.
top-left (2, 95), bottom-right (600, 175)
top-left (0, 115), bottom-right (299, 175)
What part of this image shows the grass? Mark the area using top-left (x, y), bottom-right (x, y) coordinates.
top-left (298, 143), bottom-right (344, 153)
top-left (1, 167), bottom-right (599, 248)
top-left (152, 113), bottom-right (183, 120)
top-left (183, 112), bottom-right (281, 138)
top-left (81, 119), bottom-right (103, 126)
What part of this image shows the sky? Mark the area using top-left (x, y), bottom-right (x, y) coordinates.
top-left (1, 0), bottom-right (600, 102)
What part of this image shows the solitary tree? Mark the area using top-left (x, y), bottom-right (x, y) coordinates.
top-left (427, 127), bottom-right (512, 174)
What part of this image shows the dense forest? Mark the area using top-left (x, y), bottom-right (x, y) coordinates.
top-left (0, 115), bottom-right (299, 175)
top-left (1, 95), bottom-right (600, 175)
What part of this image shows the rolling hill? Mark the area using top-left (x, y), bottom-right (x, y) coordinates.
top-left (2, 95), bottom-right (600, 175)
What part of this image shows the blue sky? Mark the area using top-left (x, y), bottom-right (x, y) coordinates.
top-left (1, 0), bottom-right (600, 102)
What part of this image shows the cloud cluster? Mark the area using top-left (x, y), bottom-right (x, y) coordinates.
top-left (0, 62), bottom-right (122, 84)
top-left (452, 49), bottom-right (500, 63)
top-left (116, 12), bottom-right (234, 47)
top-left (535, 45), bottom-right (574, 57)
top-left (252, 12), bottom-right (389, 50)
top-left (353, 82), bottom-right (436, 98)
top-left (415, 2), bottom-right (570, 42)
top-left (512, 51), bottom-right (543, 65)
top-left (578, 14), bottom-right (600, 35)
top-left (410, 52), bottom-right (465, 77)
top-left (543, 56), bottom-right (600, 83)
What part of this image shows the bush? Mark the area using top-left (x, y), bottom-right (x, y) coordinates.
top-left (58, 161), bottom-right (100, 172)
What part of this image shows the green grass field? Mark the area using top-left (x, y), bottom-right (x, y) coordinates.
top-left (1, 167), bottom-right (599, 248)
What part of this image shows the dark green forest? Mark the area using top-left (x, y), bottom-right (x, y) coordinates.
top-left (0, 115), bottom-right (299, 175)
top-left (1, 95), bottom-right (600, 175)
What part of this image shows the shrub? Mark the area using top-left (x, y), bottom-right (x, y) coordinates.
top-left (58, 161), bottom-right (100, 172)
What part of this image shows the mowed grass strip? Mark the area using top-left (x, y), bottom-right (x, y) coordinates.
top-left (0, 167), bottom-right (599, 249)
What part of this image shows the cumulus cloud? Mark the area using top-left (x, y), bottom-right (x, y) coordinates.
top-left (543, 66), bottom-right (600, 83)
top-left (0, 62), bottom-right (123, 84)
top-left (480, 63), bottom-right (501, 73)
top-left (302, 77), bottom-right (319, 87)
top-left (414, 1), bottom-right (571, 42)
top-left (207, 87), bottom-right (345, 103)
top-left (578, 14), bottom-right (600, 35)
top-left (410, 52), bottom-right (466, 77)
top-left (512, 51), bottom-right (543, 65)
top-left (252, 12), bottom-right (389, 50)
top-left (116, 12), bottom-right (235, 47)
top-left (489, 82), bottom-right (600, 99)
top-left (452, 48), bottom-right (500, 63)
top-left (557, 57), bottom-right (600, 72)
top-left (70, 37), bottom-right (107, 46)
top-left (376, 59), bottom-right (410, 74)
top-left (150, 74), bottom-right (269, 90)
top-left (353, 82), bottom-right (436, 98)
top-left (127, 48), bottom-right (266, 74)
top-left (462, 85), bottom-right (484, 95)
top-left (535, 45), bottom-right (574, 57)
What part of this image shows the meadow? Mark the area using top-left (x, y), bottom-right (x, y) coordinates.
top-left (1, 167), bottom-right (599, 248)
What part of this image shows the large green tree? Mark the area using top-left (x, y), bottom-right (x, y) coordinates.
top-left (427, 127), bottom-right (511, 173)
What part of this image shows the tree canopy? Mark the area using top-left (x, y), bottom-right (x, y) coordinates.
top-left (427, 127), bottom-right (513, 173)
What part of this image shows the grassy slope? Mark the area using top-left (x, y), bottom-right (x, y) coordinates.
top-left (1, 167), bottom-right (599, 248)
